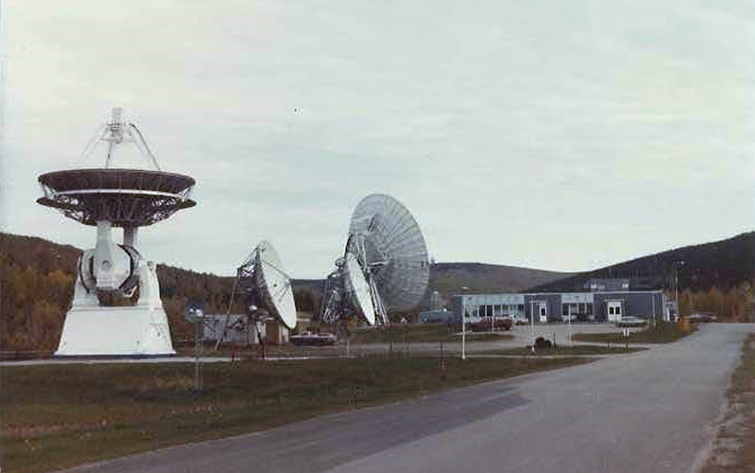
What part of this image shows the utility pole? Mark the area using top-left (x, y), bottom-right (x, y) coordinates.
top-left (530, 300), bottom-right (535, 353)
top-left (673, 261), bottom-right (685, 320)
top-left (460, 289), bottom-right (468, 360)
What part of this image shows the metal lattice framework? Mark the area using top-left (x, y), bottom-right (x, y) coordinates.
top-left (321, 194), bottom-right (430, 325)
top-left (349, 194), bottom-right (430, 311)
top-left (36, 108), bottom-right (196, 227)
top-left (37, 169), bottom-right (196, 227)
top-left (215, 241), bottom-right (297, 349)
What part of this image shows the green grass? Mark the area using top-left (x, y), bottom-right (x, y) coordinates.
top-left (479, 345), bottom-right (646, 356)
top-left (571, 321), bottom-right (695, 344)
top-left (2, 356), bottom-right (589, 473)
top-left (349, 323), bottom-right (512, 344)
top-left (699, 333), bottom-right (755, 472)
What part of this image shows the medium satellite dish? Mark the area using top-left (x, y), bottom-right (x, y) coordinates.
top-left (215, 240), bottom-right (297, 349)
top-left (321, 194), bottom-right (430, 325)
top-left (255, 240), bottom-right (297, 329)
top-left (343, 251), bottom-right (376, 325)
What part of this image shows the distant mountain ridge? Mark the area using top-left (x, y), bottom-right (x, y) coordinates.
top-left (293, 263), bottom-right (572, 309)
top-left (428, 262), bottom-right (571, 302)
top-left (295, 263), bottom-right (569, 297)
top-left (528, 232), bottom-right (755, 293)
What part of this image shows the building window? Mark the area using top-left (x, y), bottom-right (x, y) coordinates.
top-left (609, 307), bottom-right (615, 315)
top-left (586, 303), bottom-right (593, 315)
top-left (562, 303), bottom-right (579, 316)
top-left (616, 306), bottom-right (621, 315)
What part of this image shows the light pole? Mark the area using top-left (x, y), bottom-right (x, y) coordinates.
top-left (491, 304), bottom-right (495, 333)
top-left (673, 261), bottom-right (685, 320)
top-left (461, 287), bottom-right (469, 360)
top-left (568, 303), bottom-right (573, 348)
top-left (462, 299), bottom-right (466, 360)
top-left (531, 300), bottom-right (536, 351)
top-left (185, 299), bottom-right (204, 393)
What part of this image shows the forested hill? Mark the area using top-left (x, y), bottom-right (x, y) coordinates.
top-left (0, 233), bottom-right (321, 351)
top-left (428, 262), bottom-right (570, 301)
top-left (528, 232), bottom-right (755, 293)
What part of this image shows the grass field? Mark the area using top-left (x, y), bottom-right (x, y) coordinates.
top-left (571, 321), bottom-right (695, 344)
top-left (349, 323), bottom-right (512, 344)
top-left (2, 356), bottom-right (589, 473)
top-left (479, 345), bottom-right (646, 356)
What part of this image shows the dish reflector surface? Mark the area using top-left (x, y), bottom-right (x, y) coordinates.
top-left (255, 241), bottom-right (297, 329)
top-left (349, 194), bottom-right (429, 311)
top-left (344, 252), bottom-right (376, 325)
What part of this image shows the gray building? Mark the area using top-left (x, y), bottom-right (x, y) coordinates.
top-left (450, 279), bottom-right (670, 324)
top-left (203, 314), bottom-right (290, 345)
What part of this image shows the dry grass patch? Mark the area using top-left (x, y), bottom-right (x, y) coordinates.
top-left (698, 333), bottom-right (755, 473)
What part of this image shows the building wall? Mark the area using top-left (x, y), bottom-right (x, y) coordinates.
top-left (203, 314), bottom-right (265, 344)
top-left (452, 291), bottom-right (668, 323)
top-left (203, 314), bottom-right (291, 344)
top-left (419, 309), bottom-right (453, 323)
top-left (592, 291), bottom-right (667, 322)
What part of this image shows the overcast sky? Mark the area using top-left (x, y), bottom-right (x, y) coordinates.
top-left (1, 1), bottom-right (753, 278)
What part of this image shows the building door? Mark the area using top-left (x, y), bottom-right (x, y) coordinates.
top-left (607, 301), bottom-right (622, 322)
top-left (538, 302), bottom-right (548, 323)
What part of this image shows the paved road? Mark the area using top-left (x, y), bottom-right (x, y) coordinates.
top-left (60, 324), bottom-right (752, 473)
top-left (3, 323), bottom-right (642, 366)
top-left (0, 357), bottom-right (236, 367)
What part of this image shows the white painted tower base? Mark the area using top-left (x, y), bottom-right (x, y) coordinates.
top-left (55, 260), bottom-right (176, 356)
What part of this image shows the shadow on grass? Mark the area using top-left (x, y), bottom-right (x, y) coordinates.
top-left (2, 355), bottom-right (588, 473)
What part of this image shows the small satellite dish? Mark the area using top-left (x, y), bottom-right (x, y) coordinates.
top-left (185, 298), bottom-right (205, 324)
top-left (215, 240), bottom-right (297, 349)
top-left (321, 193), bottom-right (430, 325)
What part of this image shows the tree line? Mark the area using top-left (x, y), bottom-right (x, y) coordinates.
top-left (0, 233), bottom-right (323, 351)
top-left (1, 232), bottom-right (752, 351)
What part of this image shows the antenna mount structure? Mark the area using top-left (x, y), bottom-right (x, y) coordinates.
top-left (215, 241), bottom-right (297, 350)
top-left (321, 194), bottom-right (430, 326)
top-left (36, 108), bottom-right (196, 356)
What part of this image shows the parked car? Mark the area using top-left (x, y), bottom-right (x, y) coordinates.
top-left (615, 316), bottom-right (647, 328)
top-left (469, 318), bottom-right (513, 332)
top-left (512, 316), bottom-right (529, 326)
top-left (688, 313), bottom-right (716, 323)
top-left (290, 331), bottom-right (337, 346)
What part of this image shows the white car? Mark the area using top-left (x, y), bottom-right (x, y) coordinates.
top-left (615, 316), bottom-right (647, 328)
top-left (512, 316), bottom-right (529, 326)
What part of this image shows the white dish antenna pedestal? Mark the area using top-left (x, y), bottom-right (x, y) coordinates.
top-left (56, 260), bottom-right (174, 356)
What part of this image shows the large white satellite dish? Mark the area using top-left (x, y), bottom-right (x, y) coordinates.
top-left (215, 240), bottom-right (297, 349)
top-left (321, 194), bottom-right (430, 325)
